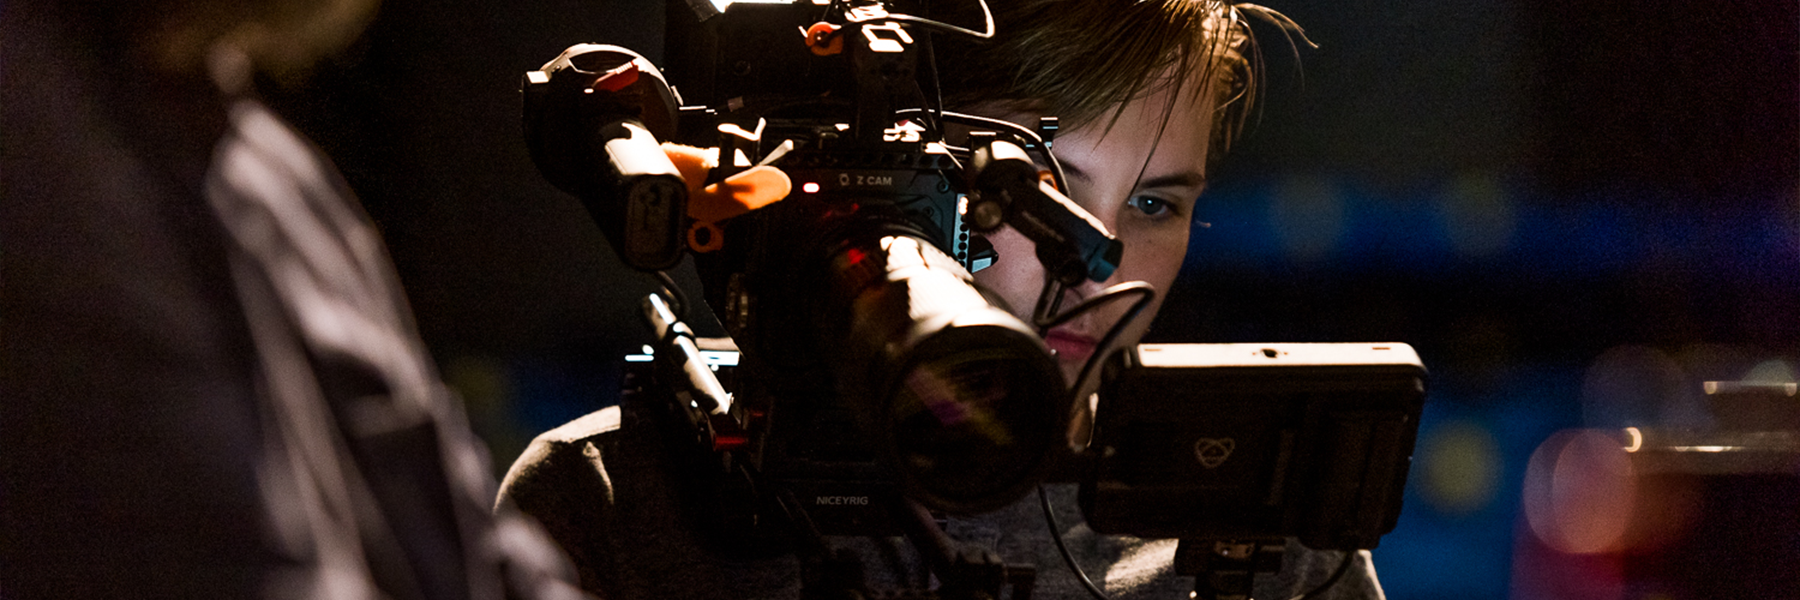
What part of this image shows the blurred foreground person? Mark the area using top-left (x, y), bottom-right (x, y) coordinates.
top-left (1, 1), bottom-right (588, 598)
top-left (497, 1), bottom-right (1386, 599)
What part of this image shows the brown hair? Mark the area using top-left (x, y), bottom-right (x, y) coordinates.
top-left (932, 0), bottom-right (1304, 164)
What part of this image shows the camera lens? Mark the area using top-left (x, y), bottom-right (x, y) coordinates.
top-left (826, 233), bottom-right (1068, 514)
top-left (888, 325), bottom-right (1066, 514)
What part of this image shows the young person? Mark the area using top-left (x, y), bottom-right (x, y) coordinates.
top-left (497, 1), bottom-right (1387, 598)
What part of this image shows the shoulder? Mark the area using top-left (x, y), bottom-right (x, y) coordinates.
top-left (495, 406), bottom-right (641, 594)
top-left (498, 406), bottom-right (627, 513)
top-left (494, 405), bottom-right (806, 599)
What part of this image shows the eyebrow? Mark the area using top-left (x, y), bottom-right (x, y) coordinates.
top-left (1062, 162), bottom-right (1208, 191)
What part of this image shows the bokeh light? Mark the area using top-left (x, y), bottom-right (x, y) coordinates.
top-left (1743, 359), bottom-right (1796, 383)
top-left (1522, 429), bottom-right (1636, 555)
top-left (1419, 419), bottom-right (1501, 515)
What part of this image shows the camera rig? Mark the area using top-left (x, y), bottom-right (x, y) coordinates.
top-left (522, 1), bottom-right (1428, 599)
top-left (525, 0), bottom-right (1125, 597)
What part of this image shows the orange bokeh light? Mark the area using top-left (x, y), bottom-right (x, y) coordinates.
top-left (1523, 429), bottom-right (1638, 555)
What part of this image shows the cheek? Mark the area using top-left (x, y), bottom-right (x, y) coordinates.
top-left (1114, 223), bottom-right (1190, 293)
top-left (970, 227), bottom-right (1043, 318)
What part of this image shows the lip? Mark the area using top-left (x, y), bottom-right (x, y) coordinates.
top-left (1043, 329), bottom-right (1099, 366)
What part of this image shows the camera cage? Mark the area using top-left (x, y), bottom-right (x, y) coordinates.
top-left (523, 1), bottom-right (1429, 598)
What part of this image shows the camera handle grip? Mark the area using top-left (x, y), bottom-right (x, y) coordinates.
top-left (642, 293), bottom-right (748, 451)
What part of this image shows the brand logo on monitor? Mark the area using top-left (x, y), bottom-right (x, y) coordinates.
top-left (1194, 438), bottom-right (1235, 469)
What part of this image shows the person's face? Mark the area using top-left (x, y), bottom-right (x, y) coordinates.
top-left (971, 80), bottom-right (1216, 384)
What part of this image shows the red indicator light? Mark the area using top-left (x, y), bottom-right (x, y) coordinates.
top-left (802, 182), bottom-right (821, 194)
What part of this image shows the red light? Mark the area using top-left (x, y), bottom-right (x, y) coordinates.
top-left (713, 434), bottom-right (749, 451)
top-left (802, 182), bottom-right (821, 193)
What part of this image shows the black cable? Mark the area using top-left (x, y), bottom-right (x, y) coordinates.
top-left (1032, 281), bottom-right (1151, 332)
top-left (1037, 484), bottom-right (1111, 600)
top-left (882, 0), bottom-right (993, 39)
top-left (905, 109), bottom-right (1070, 192)
top-left (1288, 550), bottom-right (1357, 600)
top-left (908, 25), bottom-right (946, 150)
top-left (919, 26), bottom-right (947, 140)
top-left (1025, 283), bottom-right (1152, 600)
top-left (903, 66), bottom-right (969, 173)
top-left (1034, 282), bottom-right (1156, 447)
top-left (1031, 277), bottom-right (1065, 327)
top-left (823, 0), bottom-right (848, 22)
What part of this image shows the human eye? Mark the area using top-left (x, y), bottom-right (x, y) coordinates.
top-left (1126, 194), bottom-right (1182, 220)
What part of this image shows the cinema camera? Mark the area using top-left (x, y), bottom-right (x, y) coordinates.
top-left (522, 1), bottom-right (1428, 598)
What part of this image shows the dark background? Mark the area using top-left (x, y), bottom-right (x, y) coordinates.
top-left (269, 1), bottom-right (1799, 598)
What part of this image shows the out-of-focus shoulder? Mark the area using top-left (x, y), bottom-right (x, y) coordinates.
top-left (537, 406), bottom-right (626, 445)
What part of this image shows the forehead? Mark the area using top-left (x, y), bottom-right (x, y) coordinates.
top-left (959, 76), bottom-right (1219, 189)
top-left (1050, 81), bottom-right (1217, 187)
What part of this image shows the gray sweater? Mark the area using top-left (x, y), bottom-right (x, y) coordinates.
top-left (498, 405), bottom-right (1385, 600)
